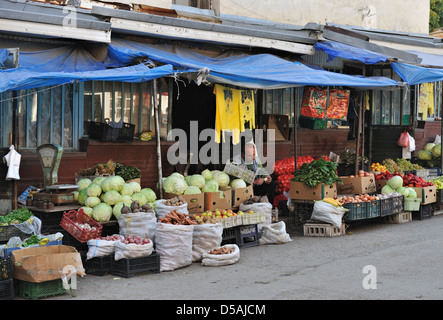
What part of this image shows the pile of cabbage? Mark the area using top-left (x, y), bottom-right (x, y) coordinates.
top-left (417, 142), bottom-right (441, 167)
top-left (162, 169), bottom-right (248, 196)
top-left (381, 175), bottom-right (418, 199)
top-left (74, 175), bottom-right (157, 222)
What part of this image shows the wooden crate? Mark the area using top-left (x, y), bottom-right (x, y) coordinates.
top-left (303, 220), bottom-right (345, 237)
top-left (382, 211), bottom-right (412, 224)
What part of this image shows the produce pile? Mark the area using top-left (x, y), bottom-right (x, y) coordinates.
top-left (273, 156), bottom-right (315, 194)
top-left (380, 175), bottom-right (420, 199)
top-left (402, 172), bottom-right (434, 187)
top-left (381, 158), bottom-right (422, 174)
top-left (74, 175), bottom-right (157, 222)
top-left (0, 207), bottom-right (33, 226)
top-left (431, 176), bottom-right (443, 189)
top-left (292, 158), bottom-right (342, 188)
top-left (77, 160), bottom-right (141, 181)
top-left (416, 143), bottom-right (441, 167)
top-left (190, 209), bottom-right (245, 225)
top-left (207, 246), bottom-right (235, 255)
top-left (369, 162), bottom-right (388, 173)
top-left (158, 210), bottom-right (197, 225)
top-left (336, 194), bottom-right (379, 205)
top-left (161, 170), bottom-right (248, 196)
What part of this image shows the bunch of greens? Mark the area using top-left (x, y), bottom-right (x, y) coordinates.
top-left (114, 163), bottom-right (141, 181)
top-left (292, 158), bottom-right (342, 188)
top-left (0, 207), bottom-right (33, 226)
top-left (339, 150), bottom-right (369, 167)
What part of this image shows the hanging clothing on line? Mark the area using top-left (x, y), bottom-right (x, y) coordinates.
top-left (418, 83), bottom-right (434, 120)
top-left (3, 145), bottom-right (21, 180)
top-left (214, 84), bottom-right (255, 144)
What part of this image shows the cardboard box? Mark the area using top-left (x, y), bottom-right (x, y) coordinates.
top-left (376, 180), bottom-right (387, 192)
top-left (164, 192), bottom-right (205, 214)
top-left (231, 185), bottom-right (254, 208)
top-left (412, 185), bottom-right (437, 204)
top-left (338, 176), bottom-right (376, 195)
top-left (204, 190), bottom-right (232, 211)
top-left (289, 181), bottom-right (337, 200)
top-left (12, 245), bottom-right (85, 283)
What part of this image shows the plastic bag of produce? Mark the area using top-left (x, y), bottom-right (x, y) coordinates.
top-left (155, 199), bottom-right (188, 219)
top-left (114, 238), bottom-right (154, 261)
top-left (155, 223), bottom-right (194, 272)
top-left (259, 221), bottom-right (292, 245)
top-left (310, 201), bottom-right (346, 228)
top-left (239, 202), bottom-right (272, 215)
top-left (201, 244), bottom-right (240, 267)
top-left (118, 211), bottom-right (157, 242)
top-left (192, 223), bottom-right (223, 262)
top-left (86, 235), bottom-right (124, 260)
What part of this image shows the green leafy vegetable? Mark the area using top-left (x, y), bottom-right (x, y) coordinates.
top-left (291, 158), bottom-right (342, 188)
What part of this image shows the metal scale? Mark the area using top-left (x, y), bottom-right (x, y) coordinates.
top-left (32, 144), bottom-right (79, 205)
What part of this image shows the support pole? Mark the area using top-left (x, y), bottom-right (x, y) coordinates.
top-left (153, 78), bottom-right (163, 199)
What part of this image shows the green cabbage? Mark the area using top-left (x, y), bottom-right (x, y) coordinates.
top-left (92, 203), bottom-right (112, 222)
top-left (212, 171), bottom-right (230, 188)
top-left (139, 188), bottom-right (157, 202)
top-left (230, 178), bottom-right (247, 189)
top-left (184, 186), bottom-right (202, 195)
top-left (128, 181), bottom-right (141, 194)
top-left (418, 150), bottom-right (432, 160)
top-left (103, 190), bottom-right (121, 206)
top-left (131, 192), bottom-right (148, 206)
top-left (388, 176), bottom-right (403, 190)
top-left (407, 187), bottom-right (417, 198)
top-left (189, 174), bottom-right (206, 189)
top-left (201, 169), bottom-right (213, 180)
top-left (77, 178), bottom-right (92, 191)
top-left (396, 186), bottom-right (409, 197)
top-left (101, 176), bottom-right (125, 192)
top-left (120, 183), bottom-right (134, 196)
top-left (170, 172), bottom-right (185, 180)
top-left (121, 195), bottom-right (133, 205)
top-left (92, 176), bottom-right (106, 187)
top-left (80, 206), bottom-right (93, 217)
top-left (163, 176), bottom-right (188, 195)
top-left (425, 143), bottom-right (436, 152)
top-left (381, 185), bottom-right (395, 194)
top-left (202, 179), bottom-right (219, 192)
top-left (112, 201), bottom-right (131, 219)
top-left (72, 191), bottom-right (79, 201)
top-left (78, 188), bottom-right (88, 205)
top-left (86, 184), bottom-right (102, 198)
top-left (432, 144), bottom-right (441, 158)
top-left (85, 196), bottom-right (101, 208)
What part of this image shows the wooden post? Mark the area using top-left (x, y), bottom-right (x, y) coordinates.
top-left (355, 94), bottom-right (362, 175)
top-left (153, 78), bottom-right (163, 198)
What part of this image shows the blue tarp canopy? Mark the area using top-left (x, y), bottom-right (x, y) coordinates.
top-left (314, 40), bottom-right (390, 65)
top-left (406, 50), bottom-right (443, 68)
top-left (104, 38), bottom-right (399, 89)
top-left (0, 48), bottom-right (8, 67)
top-left (391, 62), bottom-right (443, 85)
top-left (0, 63), bottom-right (175, 93)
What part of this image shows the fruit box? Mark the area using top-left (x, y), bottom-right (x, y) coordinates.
top-left (412, 185), bottom-right (437, 204)
top-left (338, 176), bottom-right (376, 195)
top-left (164, 192), bottom-right (205, 214)
top-left (231, 184), bottom-right (254, 208)
top-left (12, 245), bottom-right (85, 283)
top-left (204, 189), bottom-right (232, 211)
top-left (289, 181), bottom-right (337, 200)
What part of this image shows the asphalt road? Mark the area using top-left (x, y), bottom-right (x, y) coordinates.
top-left (23, 212), bottom-right (443, 304)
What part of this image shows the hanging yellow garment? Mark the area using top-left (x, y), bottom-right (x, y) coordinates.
top-left (238, 89), bottom-right (255, 131)
top-left (214, 84), bottom-right (241, 144)
top-left (418, 83), bottom-right (434, 121)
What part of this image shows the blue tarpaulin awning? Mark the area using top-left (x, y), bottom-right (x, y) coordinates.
top-left (314, 40), bottom-right (390, 65)
top-left (391, 62), bottom-right (443, 85)
top-left (104, 37), bottom-right (399, 89)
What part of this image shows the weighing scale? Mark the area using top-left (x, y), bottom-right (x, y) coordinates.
top-left (32, 143), bottom-right (79, 205)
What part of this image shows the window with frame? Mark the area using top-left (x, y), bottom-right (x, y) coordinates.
top-left (262, 87), bottom-right (300, 127)
top-left (173, 0), bottom-right (211, 9)
top-left (371, 67), bottom-right (411, 125)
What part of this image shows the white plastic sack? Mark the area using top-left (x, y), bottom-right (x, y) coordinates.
top-left (310, 201), bottom-right (346, 228)
top-left (14, 216), bottom-right (42, 236)
top-left (201, 244), bottom-right (240, 267)
top-left (239, 202), bottom-right (272, 215)
top-left (155, 222), bottom-right (194, 272)
top-left (192, 223), bottom-right (223, 262)
top-left (155, 199), bottom-right (188, 219)
top-left (118, 211), bottom-right (156, 241)
top-left (259, 221), bottom-right (292, 245)
top-left (114, 240), bottom-right (154, 261)
top-left (87, 237), bottom-right (122, 260)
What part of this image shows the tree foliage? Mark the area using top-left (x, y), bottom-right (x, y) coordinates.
top-left (430, 0), bottom-right (443, 32)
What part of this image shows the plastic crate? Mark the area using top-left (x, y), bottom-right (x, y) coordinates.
top-left (413, 204), bottom-right (433, 220)
top-left (221, 227), bottom-right (237, 245)
top-left (343, 202), bottom-right (368, 221)
top-left (290, 200), bottom-right (315, 225)
top-left (223, 161), bottom-right (255, 185)
top-left (303, 220), bottom-right (345, 237)
top-left (235, 224), bottom-right (259, 248)
top-left (83, 255), bottom-right (113, 276)
top-left (60, 209), bottom-right (102, 243)
top-left (88, 121), bottom-right (135, 142)
top-left (0, 279), bottom-right (14, 300)
top-left (0, 224), bottom-right (28, 244)
top-left (299, 117), bottom-right (328, 129)
top-left (367, 200), bottom-right (380, 218)
top-left (19, 279), bottom-right (66, 300)
top-left (379, 198), bottom-right (394, 217)
top-left (392, 195), bottom-right (404, 213)
top-left (404, 198), bottom-right (420, 211)
top-left (111, 252), bottom-right (160, 278)
top-left (0, 256), bottom-right (12, 281)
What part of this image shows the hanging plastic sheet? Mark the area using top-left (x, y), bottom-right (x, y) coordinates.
top-left (314, 40), bottom-right (389, 64)
top-left (391, 62), bottom-right (443, 85)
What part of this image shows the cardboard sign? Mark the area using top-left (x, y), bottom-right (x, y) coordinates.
top-left (12, 245), bottom-right (85, 283)
top-left (338, 176), bottom-right (376, 195)
top-left (289, 181), bottom-right (337, 200)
